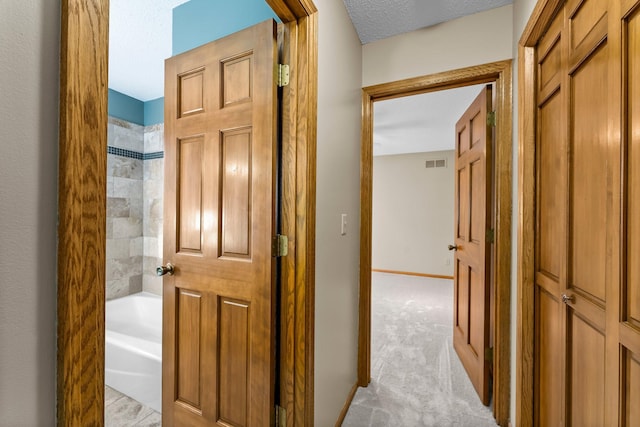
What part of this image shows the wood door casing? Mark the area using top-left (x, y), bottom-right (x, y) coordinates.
top-left (529, 0), bottom-right (640, 425)
top-left (453, 85), bottom-right (493, 406)
top-left (162, 20), bottom-right (277, 427)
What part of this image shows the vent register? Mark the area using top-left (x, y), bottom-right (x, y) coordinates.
top-left (425, 158), bottom-right (447, 169)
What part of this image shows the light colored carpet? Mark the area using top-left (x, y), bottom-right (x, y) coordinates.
top-left (342, 272), bottom-right (497, 427)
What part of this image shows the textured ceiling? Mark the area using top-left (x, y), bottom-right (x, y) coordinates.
top-left (373, 84), bottom-right (488, 156)
top-left (109, 0), bottom-right (189, 101)
top-left (343, 0), bottom-right (513, 44)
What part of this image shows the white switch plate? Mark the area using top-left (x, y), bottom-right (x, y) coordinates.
top-left (341, 214), bottom-right (347, 236)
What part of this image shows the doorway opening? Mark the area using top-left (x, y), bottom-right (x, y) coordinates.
top-left (358, 60), bottom-right (512, 427)
top-left (104, 4), bottom-right (281, 424)
top-left (345, 84), bottom-right (497, 425)
top-left (58, 1), bottom-right (317, 425)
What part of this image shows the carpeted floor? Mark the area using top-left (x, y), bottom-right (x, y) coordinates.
top-left (342, 272), bottom-right (497, 427)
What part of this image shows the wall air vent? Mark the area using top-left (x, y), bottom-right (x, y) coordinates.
top-left (425, 158), bottom-right (447, 169)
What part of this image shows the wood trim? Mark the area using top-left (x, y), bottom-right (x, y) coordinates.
top-left (493, 58), bottom-right (513, 427)
top-left (334, 383), bottom-right (358, 427)
top-left (293, 12), bottom-right (318, 427)
top-left (358, 89), bottom-right (373, 388)
top-left (372, 269), bottom-right (454, 280)
top-left (58, 1), bottom-right (317, 426)
top-left (515, 44), bottom-right (536, 427)
top-left (516, 1), bottom-right (565, 426)
top-left (58, 1), bottom-right (108, 425)
top-left (519, 0), bottom-right (565, 47)
top-left (358, 60), bottom-right (513, 427)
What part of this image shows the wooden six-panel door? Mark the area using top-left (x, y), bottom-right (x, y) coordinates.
top-left (533, 0), bottom-right (640, 424)
top-left (162, 20), bottom-right (277, 427)
top-left (453, 85), bottom-right (493, 406)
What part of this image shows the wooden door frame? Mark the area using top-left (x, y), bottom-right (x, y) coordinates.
top-left (57, 1), bottom-right (317, 426)
top-left (358, 60), bottom-right (513, 427)
top-left (515, 1), bottom-right (564, 426)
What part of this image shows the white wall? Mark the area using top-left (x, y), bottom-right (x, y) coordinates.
top-left (313, 0), bottom-right (363, 425)
top-left (362, 4), bottom-right (514, 87)
top-left (373, 151), bottom-right (455, 276)
top-left (0, 0), bottom-right (59, 425)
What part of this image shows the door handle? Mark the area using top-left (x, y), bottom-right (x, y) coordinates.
top-left (156, 263), bottom-right (175, 276)
top-left (448, 244), bottom-right (458, 251)
top-left (561, 294), bottom-right (574, 304)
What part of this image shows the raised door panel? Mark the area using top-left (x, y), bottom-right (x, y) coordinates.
top-left (626, 5), bottom-right (640, 329)
top-left (179, 68), bottom-right (206, 117)
top-left (176, 290), bottom-right (203, 410)
top-left (567, 0), bottom-right (607, 51)
top-left (222, 54), bottom-right (253, 107)
top-left (569, 42), bottom-right (608, 304)
top-left (469, 158), bottom-right (484, 246)
top-left (457, 163), bottom-right (469, 242)
top-left (568, 313), bottom-right (605, 426)
top-left (220, 128), bottom-right (252, 259)
top-left (625, 352), bottom-right (640, 426)
top-left (455, 261), bottom-right (470, 343)
top-left (177, 136), bottom-right (205, 253)
top-left (535, 289), bottom-right (562, 426)
top-left (537, 89), bottom-right (564, 283)
top-left (218, 298), bottom-right (250, 426)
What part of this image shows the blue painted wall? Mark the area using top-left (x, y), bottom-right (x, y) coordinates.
top-left (107, 90), bottom-right (164, 127)
top-left (172, 0), bottom-right (278, 55)
top-left (109, 0), bottom-right (277, 125)
top-left (108, 89), bottom-right (144, 125)
top-left (144, 97), bottom-right (164, 126)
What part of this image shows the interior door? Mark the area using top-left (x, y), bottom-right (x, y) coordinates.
top-left (161, 20), bottom-right (277, 426)
top-left (533, 0), bottom-right (640, 424)
top-left (452, 85), bottom-right (493, 406)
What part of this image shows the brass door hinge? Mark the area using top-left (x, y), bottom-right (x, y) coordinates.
top-left (485, 347), bottom-right (494, 362)
top-left (486, 228), bottom-right (495, 244)
top-left (278, 64), bottom-right (290, 87)
top-left (276, 405), bottom-right (287, 427)
top-left (272, 234), bottom-right (289, 257)
top-left (487, 111), bottom-right (496, 127)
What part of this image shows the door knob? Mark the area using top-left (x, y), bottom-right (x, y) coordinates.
top-left (156, 263), bottom-right (175, 276)
top-left (448, 244), bottom-right (458, 251)
top-left (561, 294), bottom-right (574, 304)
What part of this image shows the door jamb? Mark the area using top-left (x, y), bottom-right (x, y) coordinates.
top-left (515, 1), bottom-right (564, 427)
top-left (57, 1), bottom-right (318, 426)
top-left (358, 60), bottom-right (513, 427)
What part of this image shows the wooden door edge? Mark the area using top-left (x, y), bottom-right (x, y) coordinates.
top-left (515, 1), bottom-right (565, 427)
top-left (57, 1), bottom-right (317, 426)
top-left (358, 59), bottom-right (513, 427)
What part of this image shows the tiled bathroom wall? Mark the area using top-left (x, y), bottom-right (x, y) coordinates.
top-left (106, 117), bottom-right (164, 300)
top-left (142, 123), bottom-right (164, 296)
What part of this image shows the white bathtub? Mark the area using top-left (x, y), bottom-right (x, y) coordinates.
top-left (105, 292), bottom-right (162, 413)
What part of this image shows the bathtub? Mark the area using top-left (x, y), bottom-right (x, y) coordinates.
top-left (105, 292), bottom-right (162, 413)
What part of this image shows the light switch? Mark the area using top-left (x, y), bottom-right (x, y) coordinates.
top-left (341, 214), bottom-right (347, 236)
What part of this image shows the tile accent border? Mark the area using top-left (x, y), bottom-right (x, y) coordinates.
top-left (107, 146), bottom-right (163, 161)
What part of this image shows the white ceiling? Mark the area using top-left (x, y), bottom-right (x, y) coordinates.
top-left (373, 84), bottom-right (487, 156)
top-left (109, 0), bottom-right (189, 101)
